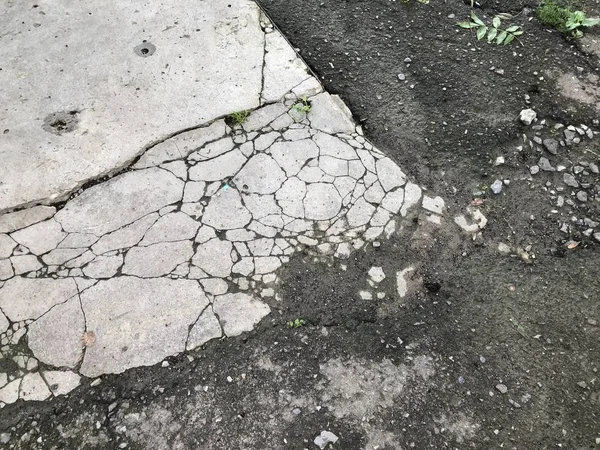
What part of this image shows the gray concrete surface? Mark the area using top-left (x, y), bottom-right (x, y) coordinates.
top-left (0, 0), bottom-right (485, 414)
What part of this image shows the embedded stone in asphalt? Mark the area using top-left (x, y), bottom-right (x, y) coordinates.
top-left (79, 277), bottom-right (208, 378)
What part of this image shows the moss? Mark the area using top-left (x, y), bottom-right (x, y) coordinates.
top-left (537, 0), bottom-right (571, 32)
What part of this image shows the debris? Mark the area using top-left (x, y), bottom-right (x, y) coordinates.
top-left (497, 243), bottom-right (511, 254)
top-left (567, 241), bottom-right (580, 249)
top-left (471, 198), bottom-right (484, 206)
top-left (314, 431), bottom-right (339, 449)
top-left (563, 173), bottom-right (579, 188)
top-left (543, 138), bottom-right (559, 155)
top-left (368, 266), bottom-right (386, 283)
top-left (494, 156), bottom-right (505, 166)
top-left (397, 73), bottom-right (406, 81)
top-left (538, 157), bottom-right (555, 172)
top-left (495, 383), bottom-right (508, 394)
top-left (529, 165), bottom-right (540, 175)
top-left (490, 180), bottom-right (503, 194)
top-left (509, 317), bottom-right (528, 338)
top-left (519, 109), bottom-right (536, 125)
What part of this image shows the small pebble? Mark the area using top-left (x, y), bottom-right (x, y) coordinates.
top-left (496, 383), bottom-right (508, 394)
top-left (490, 180), bottom-right (503, 194)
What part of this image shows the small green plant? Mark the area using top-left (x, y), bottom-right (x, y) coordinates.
top-left (228, 110), bottom-right (250, 125)
top-left (287, 318), bottom-right (306, 328)
top-left (537, 1), bottom-right (599, 38)
top-left (565, 10), bottom-right (600, 37)
top-left (292, 96), bottom-right (312, 114)
top-left (458, 13), bottom-right (524, 45)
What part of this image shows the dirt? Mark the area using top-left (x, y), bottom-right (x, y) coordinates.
top-left (1, 0), bottom-right (600, 448)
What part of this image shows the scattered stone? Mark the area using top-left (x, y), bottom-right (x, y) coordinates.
top-left (314, 431), bottom-right (339, 449)
top-left (422, 195), bottom-right (445, 214)
top-left (529, 165), bottom-right (540, 175)
top-left (495, 384), bottom-right (508, 394)
top-left (397, 73), bottom-right (406, 81)
top-left (543, 138), bottom-right (559, 155)
top-left (498, 243), bottom-right (511, 254)
top-left (494, 156), bottom-right (505, 166)
top-left (576, 191), bottom-right (588, 202)
top-left (368, 266), bottom-right (386, 283)
top-left (538, 157), bottom-right (555, 172)
top-left (490, 180), bottom-right (503, 194)
top-left (519, 109), bottom-right (536, 125)
top-left (563, 173), bottom-right (579, 188)
top-left (564, 129), bottom-right (576, 142)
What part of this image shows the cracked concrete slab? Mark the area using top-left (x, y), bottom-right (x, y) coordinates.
top-left (0, 0), bottom-right (452, 410)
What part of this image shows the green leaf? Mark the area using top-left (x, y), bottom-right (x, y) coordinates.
top-left (493, 17), bottom-right (501, 28)
top-left (512, 30), bottom-right (524, 36)
top-left (496, 30), bottom-right (507, 44)
top-left (506, 25), bottom-right (520, 32)
top-left (496, 13), bottom-right (513, 20)
top-left (504, 34), bottom-right (515, 45)
top-left (565, 18), bottom-right (579, 30)
top-left (471, 13), bottom-right (485, 26)
top-left (572, 29), bottom-right (584, 38)
top-left (487, 27), bottom-right (498, 42)
top-left (477, 25), bottom-right (488, 40)
top-left (457, 21), bottom-right (476, 29)
top-left (582, 17), bottom-right (600, 27)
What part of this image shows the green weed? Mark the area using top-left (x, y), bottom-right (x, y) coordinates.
top-left (292, 96), bottom-right (312, 114)
top-left (287, 318), bottom-right (306, 328)
top-left (228, 110), bottom-right (250, 125)
top-left (537, 0), bottom-right (599, 38)
top-left (458, 13), bottom-right (523, 46)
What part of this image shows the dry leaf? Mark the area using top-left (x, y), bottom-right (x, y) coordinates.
top-left (567, 241), bottom-right (580, 249)
top-left (82, 331), bottom-right (96, 348)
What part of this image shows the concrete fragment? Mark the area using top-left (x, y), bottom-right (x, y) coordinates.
top-left (10, 220), bottom-right (66, 255)
top-left (0, 277), bottom-right (78, 321)
top-left (80, 277), bottom-right (208, 377)
top-left (43, 371), bottom-right (81, 397)
top-left (202, 189), bottom-right (252, 230)
top-left (186, 310), bottom-right (222, 350)
top-left (55, 168), bottom-right (183, 236)
top-left (140, 212), bottom-right (200, 245)
top-left (213, 293), bottom-right (270, 336)
top-left (28, 297), bottom-right (85, 369)
top-left (123, 241), bottom-right (194, 277)
top-left (19, 373), bottom-right (52, 401)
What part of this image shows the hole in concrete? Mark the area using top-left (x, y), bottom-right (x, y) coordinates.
top-left (134, 42), bottom-right (156, 57)
top-left (3, 129), bottom-right (8, 134)
top-left (42, 111), bottom-right (79, 135)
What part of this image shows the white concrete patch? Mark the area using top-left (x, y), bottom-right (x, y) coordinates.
top-left (0, 0), bottom-right (439, 405)
top-left (396, 267), bottom-right (415, 298)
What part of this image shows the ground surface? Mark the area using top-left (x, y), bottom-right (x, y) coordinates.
top-left (0, 0), bottom-right (599, 449)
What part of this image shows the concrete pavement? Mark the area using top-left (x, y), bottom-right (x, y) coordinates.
top-left (0, 0), bottom-right (481, 413)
